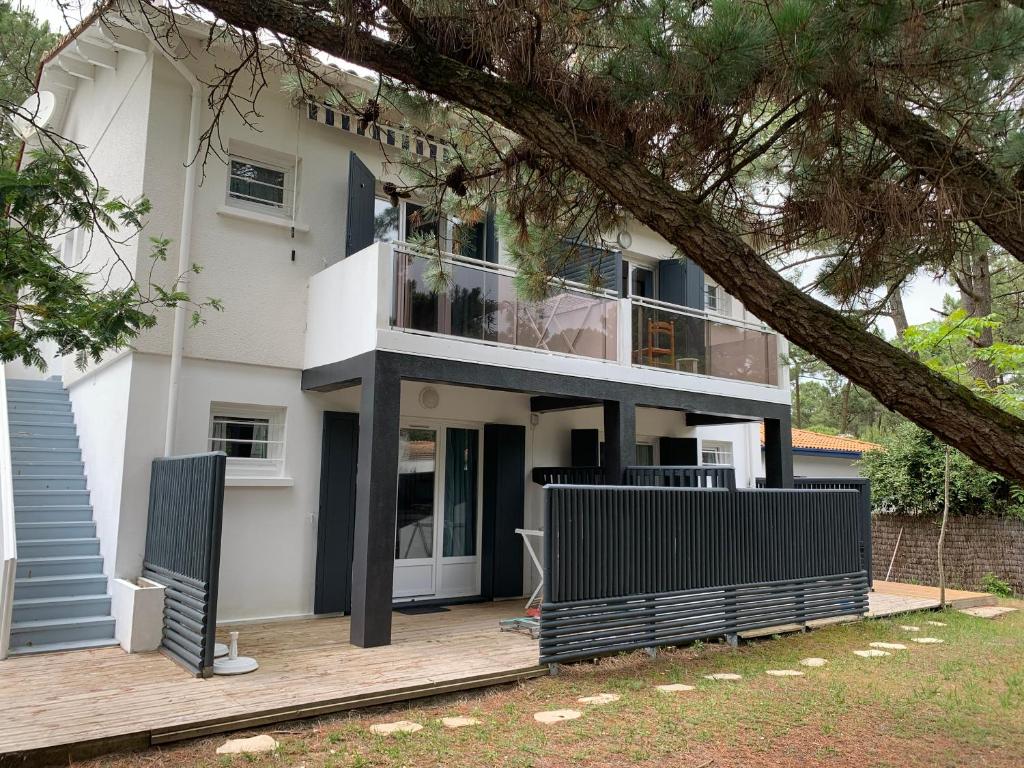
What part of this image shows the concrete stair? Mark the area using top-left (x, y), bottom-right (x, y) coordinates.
top-left (6, 377), bottom-right (116, 655)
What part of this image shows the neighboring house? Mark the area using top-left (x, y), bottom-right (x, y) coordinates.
top-left (1, 9), bottom-right (795, 655)
top-left (760, 425), bottom-right (880, 479)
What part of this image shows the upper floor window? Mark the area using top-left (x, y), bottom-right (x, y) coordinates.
top-left (209, 403), bottom-right (286, 478)
top-left (227, 155), bottom-right (293, 218)
top-left (705, 283), bottom-right (732, 315)
top-left (701, 440), bottom-right (733, 466)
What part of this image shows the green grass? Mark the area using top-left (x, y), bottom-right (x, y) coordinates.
top-left (92, 602), bottom-right (1024, 768)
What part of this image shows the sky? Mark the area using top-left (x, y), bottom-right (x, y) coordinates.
top-left (19, 0), bottom-right (953, 333)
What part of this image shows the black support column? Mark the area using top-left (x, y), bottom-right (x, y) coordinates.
top-left (763, 414), bottom-right (794, 488)
top-left (350, 355), bottom-right (401, 647)
top-left (602, 400), bottom-right (636, 484)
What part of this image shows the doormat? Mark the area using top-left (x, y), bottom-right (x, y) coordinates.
top-left (394, 605), bottom-right (451, 615)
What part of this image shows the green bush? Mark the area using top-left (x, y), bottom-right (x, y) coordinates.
top-left (981, 573), bottom-right (1015, 598)
top-left (860, 422), bottom-right (1023, 517)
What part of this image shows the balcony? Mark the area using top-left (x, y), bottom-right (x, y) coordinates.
top-left (304, 242), bottom-right (784, 394)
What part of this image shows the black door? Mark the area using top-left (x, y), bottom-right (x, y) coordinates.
top-left (481, 424), bottom-right (526, 599)
top-left (314, 412), bottom-right (359, 614)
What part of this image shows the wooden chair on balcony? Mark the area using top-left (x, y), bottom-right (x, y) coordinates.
top-left (638, 318), bottom-right (675, 367)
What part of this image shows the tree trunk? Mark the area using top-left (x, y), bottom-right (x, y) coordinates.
top-left (938, 446), bottom-right (950, 608)
top-left (888, 288), bottom-right (910, 338)
top-left (794, 362), bottom-right (802, 429)
top-left (840, 380), bottom-right (851, 433)
top-left (189, 0), bottom-right (1024, 483)
top-left (956, 248), bottom-right (997, 386)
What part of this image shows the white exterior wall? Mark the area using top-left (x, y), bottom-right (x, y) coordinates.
top-left (758, 450), bottom-right (865, 479)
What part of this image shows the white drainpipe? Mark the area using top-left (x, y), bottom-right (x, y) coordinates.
top-left (153, 46), bottom-right (202, 457)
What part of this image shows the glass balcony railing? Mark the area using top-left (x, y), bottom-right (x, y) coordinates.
top-left (631, 299), bottom-right (778, 385)
top-left (392, 247), bottom-right (619, 362)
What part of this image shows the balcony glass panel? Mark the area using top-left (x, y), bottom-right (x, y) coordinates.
top-left (632, 301), bottom-right (778, 385)
top-left (393, 248), bottom-right (618, 362)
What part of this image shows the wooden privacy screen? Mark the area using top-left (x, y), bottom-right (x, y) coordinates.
top-left (541, 486), bottom-right (868, 665)
top-left (142, 453), bottom-right (226, 677)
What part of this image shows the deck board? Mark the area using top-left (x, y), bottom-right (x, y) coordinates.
top-left (0, 602), bottom-right (541, 762)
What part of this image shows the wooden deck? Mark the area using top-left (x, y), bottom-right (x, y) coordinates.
top-left (0, 602), bottom-right (542, 766)
top-left (867, 580), bottom-right (996, 616)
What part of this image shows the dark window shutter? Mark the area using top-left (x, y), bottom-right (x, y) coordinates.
top-left (345, 152), bottom-right (375, 257)
top-left (481, 424), bottom-right (525, 599)
top-left (659, 436), bottom-right (698, 465)
top-left (571, 429), bottom-right (600, 466)
top-left (556, 241), bottom-right (622, 294)
top-left (657, 260), bottom-right (685, 306)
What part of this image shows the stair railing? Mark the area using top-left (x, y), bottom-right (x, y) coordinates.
top-left (0, 366), bottom-right (17, 659)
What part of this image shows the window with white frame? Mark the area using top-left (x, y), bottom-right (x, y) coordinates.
top-left (209, 404), bottom-right (286, 478)
top-left (704, 283), bottom-right (733, 315)
top-left (226, 155), bottom-right (294, 217)
top-left (701, 440), bottom-right (734, 466)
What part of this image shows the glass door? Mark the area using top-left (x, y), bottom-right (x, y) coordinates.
top-left (393, 428), bottom-right (438, 598)
top-left (436, 427), bottom-right (480, 598)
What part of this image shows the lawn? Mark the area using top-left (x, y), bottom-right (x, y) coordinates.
top-left (88, 602), bottom-right (1024, 768)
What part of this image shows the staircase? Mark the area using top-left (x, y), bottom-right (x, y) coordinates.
top-left (6, 377), bottom-right (116, 655)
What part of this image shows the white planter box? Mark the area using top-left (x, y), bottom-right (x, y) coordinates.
top-left (111, 577), bottom-right (165, 653)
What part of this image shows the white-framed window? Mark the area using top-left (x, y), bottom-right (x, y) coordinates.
top-left (701, 440), bottom-right (734, 466)
top-left (226, 154), bottom-right (295, 218)
top-left (374, 196), bottom-right (489, 259)
top-left (209, 403), bottom-right (286, 478)
top-left (704, 283), bottom-right (733, 315)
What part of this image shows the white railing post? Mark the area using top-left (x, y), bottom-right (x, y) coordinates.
top-left (617, 298), bottom-right (632, 365)
top-left (0, 365), bottom-right (17, 660)
top-left (376, 241), bottom-right (395, 331)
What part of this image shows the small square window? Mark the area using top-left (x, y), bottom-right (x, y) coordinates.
top-left (226, 155), bottom-right (293, 217)
top-left (701, 441), bottom-right (733, 466)
top-left (209, 404), bottom-right (286, 478)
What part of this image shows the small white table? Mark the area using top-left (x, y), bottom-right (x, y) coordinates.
top-left (515, 528), bottom-right (544, 610)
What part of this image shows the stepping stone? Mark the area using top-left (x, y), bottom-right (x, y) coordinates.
top-left (440, 716), bottom-right (481, 729)
top-left (869, 642), bottom-right (908, 650)
top-left (854, 649), bottom-right (891, 658)
top-left (216, 735), bottom-right (278, 755)
top-left (534, 709), bottom-right (582, 724)
top-left (577, 693), bottom-right (620, 705)
top-left (925, 621), bottom-right (947, 627)
top-left (704, 673), bottom-right (742, 681)
top-left (765, 669), bottom-right (804, 677)
top-left (656, 683), bottom-right (696, 693)
top-left (912, 637), bottom-right (944, 644)
top-left (370, 721), bottom-right (423, 735)
top-left (900, 625), bottom-right (920, 632)
top-left (960, 606), bottom-right (1018, 619)
top-left (799, 657), bottom-right (828, 668)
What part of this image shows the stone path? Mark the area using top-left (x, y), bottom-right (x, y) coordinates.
top-left (959, 605), bottom-right (1018, 619)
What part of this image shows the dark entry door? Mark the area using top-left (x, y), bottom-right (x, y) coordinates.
top-left (315, 411), bottom-right (359, 614)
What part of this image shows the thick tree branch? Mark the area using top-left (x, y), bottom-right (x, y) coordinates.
top-left (185, 0), bottom-right (1024, 482)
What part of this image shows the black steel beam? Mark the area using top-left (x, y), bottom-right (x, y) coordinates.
top-left (763, 415), bottom-right (794, 488)
top-left (530, 395), bottom-right (600, 413)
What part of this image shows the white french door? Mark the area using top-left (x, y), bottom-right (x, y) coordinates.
top-left (393, 422), bottom-right (482, 600)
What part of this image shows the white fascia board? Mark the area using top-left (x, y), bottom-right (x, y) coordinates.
top-left (74, 39), bottom-right (117, 70)
top-left (375, 328), bottom-right (792, 406)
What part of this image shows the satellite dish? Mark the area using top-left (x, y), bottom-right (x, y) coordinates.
top-left (9, 91), bottom-right (56, 140)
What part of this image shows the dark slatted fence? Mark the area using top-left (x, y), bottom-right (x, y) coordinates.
top-left (624, 465), bottom-right (736, 490)
top-left (758, 477), bottom-right (872, 588)
top-left (540, 486), bottom-right (868, 664)
top-left (142, 453), bottom-right (226, 677)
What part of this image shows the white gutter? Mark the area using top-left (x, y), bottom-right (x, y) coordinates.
top-left (153, 46), bottom-right (202, 457)
top-left (0, 365), bottom-right (18, 659)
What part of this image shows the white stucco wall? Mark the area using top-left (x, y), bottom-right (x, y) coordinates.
top-left (758, 449), bottom-right (865, 479)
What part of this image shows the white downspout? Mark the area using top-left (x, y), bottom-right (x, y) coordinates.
top-left (154, 47), bottom-right (202, 457)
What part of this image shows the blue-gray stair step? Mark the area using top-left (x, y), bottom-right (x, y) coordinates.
top-left (5, 391), bottom-right (72, 406)
top-left (8, 420), bottom-right (78, 437)
top-left (14, 505), bottom-right (94, 523)
top-left (12, 447), bottom-right (82, 462)
top-left (9, 435), bottom-right (80, 450)
top-left (12, 460), bottom-right (85, 477)
top-left (7, 399), bottom-right (72, 414)
top-left (7, 637), bottom-right (119, 656)
top-left (16, 555), bottom-right (104, 578)
top-left (17, 538), bottom-right (101, 558)
top-left (6, 408), bottom-right (74, 422)
top-left (12, 594), bottom-right (112, 623)
top-left (14, 574), bottom-right (109, 599)
top-left (9, 615), bottom-right (116, 649)
top-left (14, 505), bottom-right (93, 524)
top-left (5, 379), bottom-right (65, 393)
top-left (16, 520), bottom-right (96, 540)
top-left (13, 475), bottom-right (87, 491)
top-left (14, 489), bottom-right (90, 505)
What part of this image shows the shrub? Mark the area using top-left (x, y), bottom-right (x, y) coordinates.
top-left (981, 573), bottom-right (1015, 598)
top-left (860, 422), bottom-right (1023, 517)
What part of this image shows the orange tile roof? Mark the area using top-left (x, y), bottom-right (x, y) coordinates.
top-left (759, 425), bottom-right (881, 455)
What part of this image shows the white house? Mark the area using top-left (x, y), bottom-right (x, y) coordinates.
top-left (0, 8), bottom-right (796, 655)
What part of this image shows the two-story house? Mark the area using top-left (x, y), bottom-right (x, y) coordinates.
top-left (2, 8), bottom-right (793, 655)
